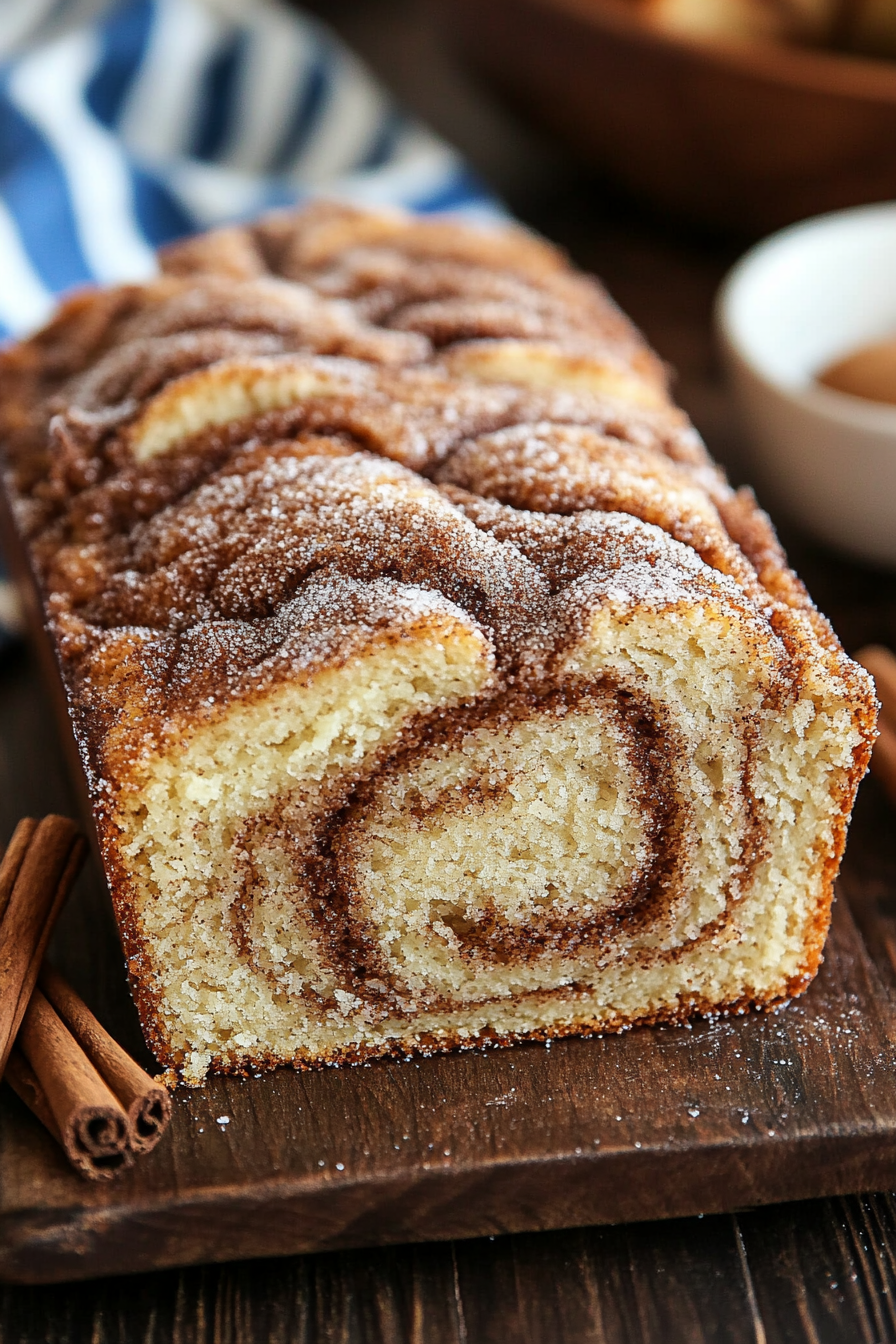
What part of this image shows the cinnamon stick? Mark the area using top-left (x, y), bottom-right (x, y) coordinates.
top-left (16, 989), bottom-right (133, 1180)
top-left (0, 815), bottom-right (85, 1076)
top-left (40, 963), bottom-right (171, 1153)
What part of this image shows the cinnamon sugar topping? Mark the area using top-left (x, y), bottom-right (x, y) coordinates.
top-left (0, 202), bottom-right (876, 1081)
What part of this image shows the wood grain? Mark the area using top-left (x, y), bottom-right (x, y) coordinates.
top-left (739, 1194), bottom-right (896, 1343)
top-left (6, 1198), bottom-right (896, 1342)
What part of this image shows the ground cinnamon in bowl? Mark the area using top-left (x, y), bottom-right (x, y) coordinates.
top-left (817, 337), bottom-right (896, 405)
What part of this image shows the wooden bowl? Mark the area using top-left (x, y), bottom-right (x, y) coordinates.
top-left (447, 0), bottom-right (896, 233)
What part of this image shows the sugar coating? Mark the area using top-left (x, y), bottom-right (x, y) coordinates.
top-left (0, 200), bottom-right (877, 1082)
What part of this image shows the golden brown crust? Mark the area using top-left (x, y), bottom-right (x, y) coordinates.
top-left (0, 202), bottom-right (877, 1077)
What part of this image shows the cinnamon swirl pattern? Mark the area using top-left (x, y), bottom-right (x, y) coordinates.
top-left (0, 203), bottom-right (876, 1081)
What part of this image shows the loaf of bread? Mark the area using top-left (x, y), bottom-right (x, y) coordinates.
top-left (0, 203), bottom-right (876, 1082)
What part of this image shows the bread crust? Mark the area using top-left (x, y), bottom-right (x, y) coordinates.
top-left (0, 202), bottom-right (877, 1080)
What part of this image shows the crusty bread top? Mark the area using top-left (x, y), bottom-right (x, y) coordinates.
top-left (0, 201), bottom-right (874, 754)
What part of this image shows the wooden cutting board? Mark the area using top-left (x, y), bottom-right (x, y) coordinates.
top-left (2, 773), bottom-right (896, 1285)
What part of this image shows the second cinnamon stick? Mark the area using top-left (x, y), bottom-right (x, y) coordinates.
top-left (16, 990), bottom-right (133, 1180)
top-left (40, 964), bottom-right (171, 1154)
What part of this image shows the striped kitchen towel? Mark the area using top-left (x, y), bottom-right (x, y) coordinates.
top-left (0, 0), bottom-right (500, 646)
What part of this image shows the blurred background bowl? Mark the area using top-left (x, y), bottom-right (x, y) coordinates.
top-left (446, 0), bottom-right (896, 233)
top-left (717, 201), bottom-right (896, 566)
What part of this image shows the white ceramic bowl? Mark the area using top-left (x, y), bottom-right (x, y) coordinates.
top-left (717, 201), bottom-right (896, 567)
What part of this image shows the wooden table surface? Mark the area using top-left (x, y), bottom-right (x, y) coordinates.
top-left (4, 1), bottom-right (896, 1337)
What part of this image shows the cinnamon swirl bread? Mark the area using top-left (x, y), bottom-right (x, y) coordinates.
top-left (0, 203), bottom-right (876, 1082)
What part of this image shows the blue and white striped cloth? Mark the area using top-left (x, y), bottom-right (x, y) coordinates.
top-left (0, 0), bottom-right (499, 647)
